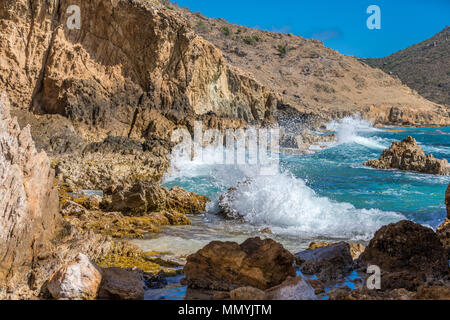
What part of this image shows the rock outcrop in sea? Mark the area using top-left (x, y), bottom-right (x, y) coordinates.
top-left (364, 136), bottom-right (450, 175)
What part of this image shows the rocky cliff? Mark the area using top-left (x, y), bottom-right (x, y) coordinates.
top-left (0, 92), bottom-right (60, 297)
top-left (173, 6), bottom-right (449, 127)
top-left (0, 93), bottom-right (112, 299)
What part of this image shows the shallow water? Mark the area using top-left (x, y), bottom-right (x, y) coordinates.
top-left (138, 117), bottom-right (450, 300)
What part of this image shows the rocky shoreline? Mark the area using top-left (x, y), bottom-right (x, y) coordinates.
top-left (0, 0), bottom-right (449, 301)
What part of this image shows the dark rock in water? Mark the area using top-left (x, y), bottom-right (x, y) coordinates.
top-left (98, 267), bottom-right (145, 300)
top-left (358, 220), bottom-right (448, 291)
top-left (184, 237), bottom-right (296, 291)
top-left (295, 242), bottom-right (354, 284)
top-left (265, 276), bottom-right (317, 300)
top-left (364, 136), bottom-right (449, 175)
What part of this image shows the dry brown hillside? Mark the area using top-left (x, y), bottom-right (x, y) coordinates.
top-left (171, 5), bottom-right (449, 127)
top-left (364, 26), bottom-right (450, 108)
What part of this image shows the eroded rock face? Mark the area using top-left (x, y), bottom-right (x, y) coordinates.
top-left (184, 237), bottom-right (296, 291)
top-left (0, 93), bottom-right (60, 297)
top-left (364, 136), bottom-right (449, 175)
top-left (295, 242), bottom-right (354, 284)
top-left (108, 181), bottom-right (209, 216)
top-left (358, 220), bottom-right (448, 291)
top-left (47, 253), bottom-right (102, 300)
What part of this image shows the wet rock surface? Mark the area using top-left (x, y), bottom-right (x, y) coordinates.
top-left (364, 136), bottom-right (450, 175)
top-left (296, 242), bottom-right (354, 284)
top-left (184, 237), bottom-right (296, 291)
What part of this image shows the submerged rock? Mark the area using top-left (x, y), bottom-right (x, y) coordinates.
top-left (358, 220), bottom-right (448, 291)
top-left (364, 136), bottom-right (449, 175)
top-left (47, 254), bottom-right (102, 300)
top-left (184, 237), bottom-right (296, 291)
top-left (295, 242), bottom-right (354, 284)
top-left (266, 276), bottom-right (317, 300)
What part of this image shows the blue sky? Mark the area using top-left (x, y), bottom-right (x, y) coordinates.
top-left (175, 0), bottom-right (449, 58)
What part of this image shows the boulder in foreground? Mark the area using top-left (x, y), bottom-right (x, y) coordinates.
top-left (364, 136), bottom-right (449, 175)
top-left (184, 237), bottom-right (296, 291)
top-left (358, 220), bottom-right (448, 291)
top-left (98, 268), bottom-right (145, 300)
top-left (47, 254), bottom-right (102, 300)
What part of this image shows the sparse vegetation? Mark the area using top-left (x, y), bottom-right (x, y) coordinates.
top-left (277, 44), bottom-right (287, 55)
top-left (242, 34), bottom-right (261, 45)
top-left (221, 26), bottom-right (231, 36)
top-left (363, 26), bottom-right (449, 107)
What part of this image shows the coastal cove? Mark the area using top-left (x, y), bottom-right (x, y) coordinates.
top-left (135, 121), bottom-right (450, 300)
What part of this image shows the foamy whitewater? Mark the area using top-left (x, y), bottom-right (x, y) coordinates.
top-left (162, 116), bottom-right (412, 242)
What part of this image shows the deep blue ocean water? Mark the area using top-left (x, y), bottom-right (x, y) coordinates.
top-left (140, 120), bottom-right (449, 301)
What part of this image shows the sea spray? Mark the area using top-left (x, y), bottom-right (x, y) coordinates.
top-left (326, 116), bottom-right (388, 150)
top-left (164, 142), bottom-right (404, 241)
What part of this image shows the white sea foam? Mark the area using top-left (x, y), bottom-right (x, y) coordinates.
top-left (165, 144), bottom-right (404, 241)
top-left (216, 172), bottom-right (403, 241)
top-left (326, 116), bottom-right (387, 150)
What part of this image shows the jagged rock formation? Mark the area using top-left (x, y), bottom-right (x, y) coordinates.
top-left (0, 93), bottom-right (111, 299)
top-left (364, 26), bottom-right (450, 108)
top-left (173, 6), bottom-right (449, 127)
top-left (0, 92), bottom-right (60, 297)
top-left (364, 136), bottom-right (450, 175)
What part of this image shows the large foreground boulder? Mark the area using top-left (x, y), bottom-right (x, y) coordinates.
top-left (98, 268), bottom-right (145, 300)
top-left (47, 254), bottom-right (102, 300)
top-left (364, 136), bottom-right (449, 175)
top-left (358, 220), bottom-right (448, 291)
top-left (184, 237), bottom-right (296, 291)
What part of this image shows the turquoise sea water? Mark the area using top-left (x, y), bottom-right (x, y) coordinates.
top-left (138, 118), bottom-right (449, 300)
